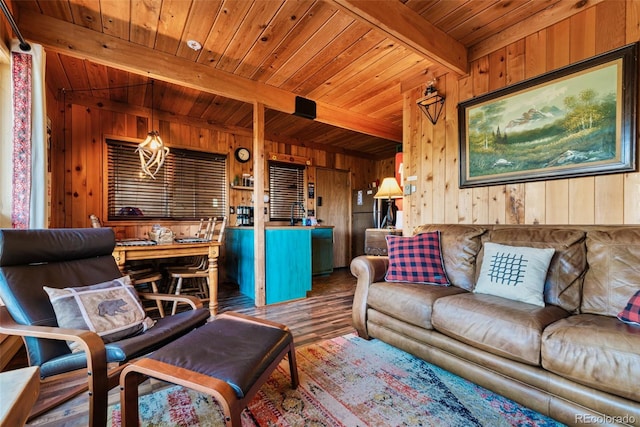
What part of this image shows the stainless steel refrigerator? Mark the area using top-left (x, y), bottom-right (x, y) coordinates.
top-left (352, 188), bottom-right (399, 257)
top-left (352, 189), bottom-right (376, 257)
top-left (353, 189), bottom-right (392, 257)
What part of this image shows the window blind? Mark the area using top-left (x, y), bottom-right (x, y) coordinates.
top-left (269, 162), bottom-right (305, 221)
top-left (107, 140), bottom-right (227, 220)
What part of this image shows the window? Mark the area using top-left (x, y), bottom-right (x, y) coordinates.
top-left (107, 139), bottom-right (227, 220)
top-left (269, 162), bottom-right (305, 221)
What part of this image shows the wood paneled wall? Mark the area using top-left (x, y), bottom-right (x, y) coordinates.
top-left (402, 1), bottom-right (640, 233)
top-left (49, 98), bottom-right (386, 237)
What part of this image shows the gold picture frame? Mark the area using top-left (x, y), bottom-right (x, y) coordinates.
top-left (458, 43), bottom-right (638, 188)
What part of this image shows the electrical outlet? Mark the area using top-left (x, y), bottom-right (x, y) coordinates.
top-left (229, 206), bottom-right (235, 214)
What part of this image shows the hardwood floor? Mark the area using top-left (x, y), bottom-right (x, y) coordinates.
top-left (18, 267), bottom-right (357, 426)
top-left (222, 267), bottom-right (357, 347)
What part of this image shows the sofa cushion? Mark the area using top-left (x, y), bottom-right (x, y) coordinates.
top-left (432, 293), bottom-right (569, 365)
top-left (43, 276), bottom-right (154, 352)
top-left (480, 227), bottom-right (586, 312)
top-left (618, 290), bottom-right (640, 326)
top-left (474, 242), bottom-right (554, 307)
top-left (385, 232), bottom-right (449, 285)
top-left (541, 314), bottom-right (640, 401)
top-left (414, 224), bottom-right (486, 291)
top-left (583, 228), bottom-right (640, 317)
top-left (368, 281), bottom-right (466, 330)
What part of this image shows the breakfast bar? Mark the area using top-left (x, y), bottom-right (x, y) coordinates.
top-left (225, 225), bottom-right (333, 305)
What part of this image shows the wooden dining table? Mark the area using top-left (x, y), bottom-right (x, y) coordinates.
top-left (112, 240), bottom-right (221, 317)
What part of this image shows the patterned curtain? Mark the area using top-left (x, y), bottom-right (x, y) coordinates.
top-left (11, 40), bottom-right (47, 229)
top-left (11, 50), bottom-right (31, 228)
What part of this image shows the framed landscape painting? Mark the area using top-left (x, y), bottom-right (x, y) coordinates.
top-left (458, 43), bottom-right (638, 188)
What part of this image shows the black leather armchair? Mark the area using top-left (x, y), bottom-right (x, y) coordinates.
top-left (0, 228), bottom-right (210, 427)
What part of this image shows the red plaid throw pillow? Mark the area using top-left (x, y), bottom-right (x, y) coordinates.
top-left (618, 290), bottom-right (640, 326)
top-left (385, 232), bottom-right (450, 285)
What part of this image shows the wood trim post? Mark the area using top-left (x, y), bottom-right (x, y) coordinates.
top-left (253, 102), bottom-right (266, 307)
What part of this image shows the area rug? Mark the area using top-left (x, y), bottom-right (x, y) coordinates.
top-left (108, 334), bottom-right (565, 426)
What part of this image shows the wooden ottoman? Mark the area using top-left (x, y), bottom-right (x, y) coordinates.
top-left (119, 312), bottom-right (298, 426)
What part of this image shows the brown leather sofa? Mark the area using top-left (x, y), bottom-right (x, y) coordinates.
top-left (351, 224), bottom-right (640, 427)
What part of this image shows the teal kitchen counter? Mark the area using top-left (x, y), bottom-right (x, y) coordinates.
top-left (225, 226), bottom-right (333, 304)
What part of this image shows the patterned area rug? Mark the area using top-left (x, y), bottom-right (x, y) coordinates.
top-left (108, 334), bottom-right (565, 426)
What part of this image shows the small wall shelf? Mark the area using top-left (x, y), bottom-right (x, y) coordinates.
top-left (230, 185), bottom-right (254, 191)
top-left (230, 185), bottom-right (269, 192)
top-left (229, 185), bottom-right (269, 193)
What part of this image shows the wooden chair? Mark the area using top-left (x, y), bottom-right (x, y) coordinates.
top-left (0, 228), bottom-right (210, 427)
top-left (90, 214), bottom-right (165, 318)
top-left (163, 217), bottom-right (216, 304)
top-left (130, 270), bottom-right (166, 318)
top-left (168, 216), bottom-right (227, 315)
top-left (166, 217), bottom-right (214, 271)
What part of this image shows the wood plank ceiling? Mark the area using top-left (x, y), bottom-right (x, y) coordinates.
top-left (14, 0), bottom-right (595, 159)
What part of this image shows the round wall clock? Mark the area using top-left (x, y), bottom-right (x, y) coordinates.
top-left (235, 147), bottom-right (251, 163)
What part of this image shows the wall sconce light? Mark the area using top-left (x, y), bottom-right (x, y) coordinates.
top-left (417, 82), bottom-right (445, 125)
top-left (137, 80), bottom-right (169, 179)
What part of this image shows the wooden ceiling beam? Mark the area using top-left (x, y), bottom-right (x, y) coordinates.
top-left (19, 10), bottom-right (401, 142)
top-left (331, 0), bottom-right (467, 76)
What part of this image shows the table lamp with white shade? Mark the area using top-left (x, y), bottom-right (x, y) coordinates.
top-left (374, 177), bottom-right (403, 228)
